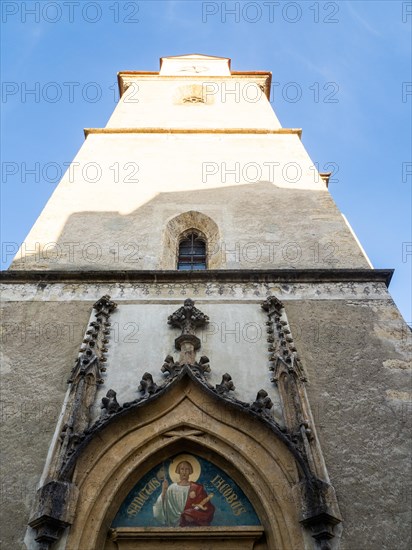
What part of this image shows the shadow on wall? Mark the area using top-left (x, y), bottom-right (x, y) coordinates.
top-left (9, 181), bottom-right (368, 271)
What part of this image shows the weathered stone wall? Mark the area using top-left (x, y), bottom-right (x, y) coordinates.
top-left (9, 165), bottom-right (370, 271)
top-left (0, 301), bottom-right (91, 549)
top-left (286, 298), bottom-right (411, 550)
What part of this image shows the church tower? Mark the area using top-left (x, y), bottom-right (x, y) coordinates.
top-left (1, 55), bottom-right (410, 550)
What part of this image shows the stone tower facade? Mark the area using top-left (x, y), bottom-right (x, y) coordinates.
top-left (1, 55), bottom-right (410, 550)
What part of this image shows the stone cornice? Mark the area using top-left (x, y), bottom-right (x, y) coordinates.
top-left (0, 268), bottom-right (394, 287)
top-left (83, 127), bottom-right (302, 138)
top-left (117, 71), bottom-right (272, 99)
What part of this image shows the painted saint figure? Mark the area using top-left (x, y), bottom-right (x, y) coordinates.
top-left (153, 457), bottom-right (215, 527)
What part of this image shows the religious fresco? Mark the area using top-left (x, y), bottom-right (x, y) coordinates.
top-left (112, 453), bottom-right (261, 527)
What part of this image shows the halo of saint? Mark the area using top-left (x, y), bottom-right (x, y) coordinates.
top-left (168, 454), bottom-right (201, 483)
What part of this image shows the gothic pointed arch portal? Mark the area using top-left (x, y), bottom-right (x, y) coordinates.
top-left (65, 372), bottom-right (305, 550)
top-left (28, 296), bottom-right (341, 550)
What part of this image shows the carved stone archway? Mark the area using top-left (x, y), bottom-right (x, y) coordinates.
top-left (64, 372), bottom-right (306, 550)
top-left (161, 210), bottom-right (221, 269)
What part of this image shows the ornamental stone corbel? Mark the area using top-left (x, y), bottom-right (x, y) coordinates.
top-left (28, 481), bottom-right (79, 550)
top-left (295, 479), bottom-right (342, 550)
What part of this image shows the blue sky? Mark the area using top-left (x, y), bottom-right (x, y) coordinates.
top-left (1, 0), bottom-right (411, 321)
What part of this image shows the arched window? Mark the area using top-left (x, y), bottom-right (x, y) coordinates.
top-left (177, 231), bottom-right (206, 270)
